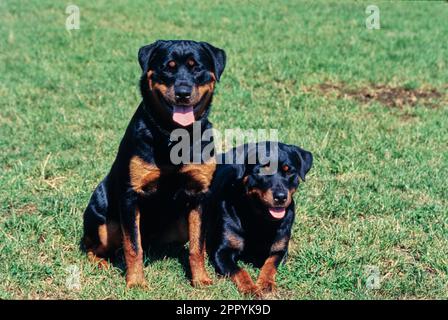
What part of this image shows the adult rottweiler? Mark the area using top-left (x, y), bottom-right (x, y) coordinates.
top-left (82, 40), bottom-right (226, 288)
top-left (206, 142), bottom-right (313, 296)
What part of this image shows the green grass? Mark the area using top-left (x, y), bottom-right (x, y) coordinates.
top-left (1, 0), bottom-right (447, 299)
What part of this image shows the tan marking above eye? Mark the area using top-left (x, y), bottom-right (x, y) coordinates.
top-left (168, 60), bottom-right (176, 68)
top-left (282, 165), bottom-right (290, 172)
top-left (187, 59), bottom-right (196, 67)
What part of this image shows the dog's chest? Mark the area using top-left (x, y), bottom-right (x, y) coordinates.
top-left (129, 155), bottom-right (216, 196)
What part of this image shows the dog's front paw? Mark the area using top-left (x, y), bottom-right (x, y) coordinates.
top-left (231, 269), bottom-right (261, 297)
top-left (191, 274), bottom-right (213, 287)
top-left (240, 283), bottom-right (261, 297)
top-left (256, 278), bottom-right (277, 294)
top-left (126, 273), bottom-right (148, 289)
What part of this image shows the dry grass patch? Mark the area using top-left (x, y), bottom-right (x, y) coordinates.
top-left (305, 83), bottom-right (445, 108)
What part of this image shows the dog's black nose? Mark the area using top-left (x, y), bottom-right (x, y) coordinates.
top-left (175, 86), bottom-right (192, 100)
top-left (273, 191), bottom-right (287, 205)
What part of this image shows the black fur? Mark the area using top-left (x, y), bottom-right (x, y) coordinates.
top-left (82, 40), bottom-right (226, 287)
top-left (206, 142), bottom-right (313, 294)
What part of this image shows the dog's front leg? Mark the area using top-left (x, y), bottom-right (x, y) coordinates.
top-left (213, 246), bottom-right (258, 296)
top-left (255, 254), bottom-right (282, 294)
top-left (256, 238), bottom-right (289, 294)
top-left (188, 206), bottom-right (212, 287)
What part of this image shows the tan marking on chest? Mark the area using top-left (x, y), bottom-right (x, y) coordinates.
top-left (225, 230), bottom-right (244, 250)
top-left (271, 236), bottom-right (289, 253)
top-left (180, 161), bottom-right (216, 192)
top-left (129, 156), bottom-right (161, 194)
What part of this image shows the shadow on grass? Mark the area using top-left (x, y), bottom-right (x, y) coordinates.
top-left (144, 243), bottom-right (192, 280)
top-left (80, 240), bottom-right (192, 281)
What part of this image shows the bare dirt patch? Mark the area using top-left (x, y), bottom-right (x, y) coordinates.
top-left (15, 203), bottom-right (37, 216)
top-left (306, 83), bottom-right (445, 108)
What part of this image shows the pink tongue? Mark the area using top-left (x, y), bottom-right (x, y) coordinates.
top-left (173, 106), bottom-right (195, 126)
top-left (269, 208), bottom-right (286, 219)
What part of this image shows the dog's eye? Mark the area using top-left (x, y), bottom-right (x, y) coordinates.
top-left (187, 59), bottom-right (196, 67)
top-left (282, 165), bottom-right (290, 173)
top-left (167, 60), bottom-right (176, 69)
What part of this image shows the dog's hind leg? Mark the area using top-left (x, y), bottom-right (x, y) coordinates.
top-left (82, 177), bottom-right (121, 269)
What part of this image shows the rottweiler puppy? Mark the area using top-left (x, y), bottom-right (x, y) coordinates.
top-left (206, 142), bottom-right (313, 296)
top-left (82, 40), bottom-right (226, 288)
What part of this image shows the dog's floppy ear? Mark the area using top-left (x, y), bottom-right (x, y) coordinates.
top-left (138, 40), bottom-right (163, 72)
top-left (291, 145), bottom-right (313, 181)
top-left (236, 143), bottom-right (259, 184)
top-left (200, 42), bottom-right (226, 81)
top-left (217, 145), bottom-right (249, 184)
top-left (233, 164), bottom-right (246, 182)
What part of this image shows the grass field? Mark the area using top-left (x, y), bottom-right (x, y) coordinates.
top-left (0, 0), bottom-right (447, 299)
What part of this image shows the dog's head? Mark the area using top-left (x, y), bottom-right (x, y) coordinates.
top-left (236, 142), bottom-right (313, 221)
top-left (138, 40), bottom-right (226, 127)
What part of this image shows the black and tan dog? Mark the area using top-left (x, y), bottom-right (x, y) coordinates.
top-left (206, 142), bottom-right (313, 296)
top-left (82, 40), bottom-right (226, 288)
